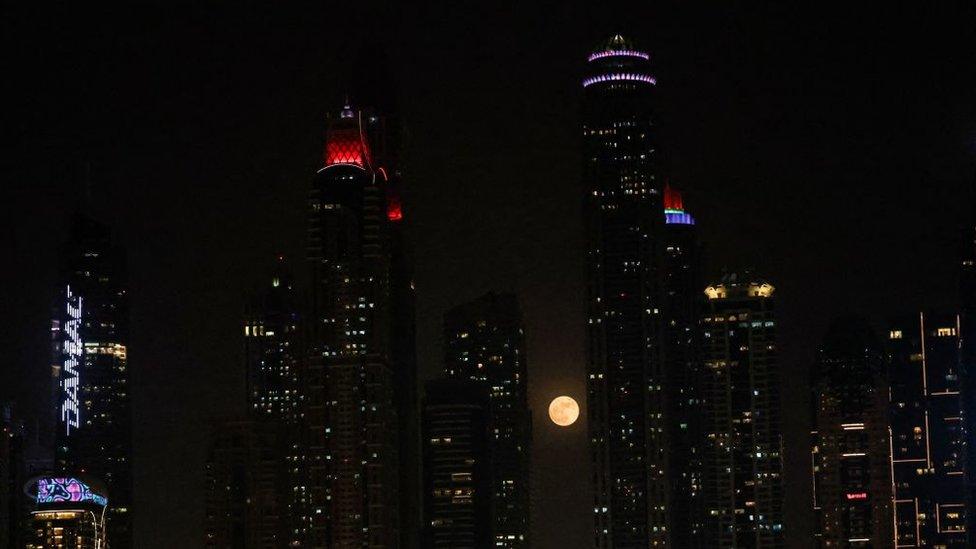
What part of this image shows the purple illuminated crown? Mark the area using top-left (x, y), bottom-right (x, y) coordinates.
top-left (583, 34), bottom-right (655, 89)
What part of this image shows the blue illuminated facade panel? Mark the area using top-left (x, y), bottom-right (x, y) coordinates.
top-left (888, 313), bottom-right (967, 547)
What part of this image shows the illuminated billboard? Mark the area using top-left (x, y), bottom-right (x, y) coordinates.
top-left (61, 285), bottom-right (83, 436)
top-left (36, 477), bottom-right (107, 507)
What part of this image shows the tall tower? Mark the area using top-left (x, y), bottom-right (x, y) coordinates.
top-left (581, 34), bottom-right (669, 547)
top-left (53, 214), bottom-right (132, 548)
top-left (242, 258), bottom-right (307, 545)
top-left (888, 313), bottom-right (967, 546)
top-left (700, 273), bottom-right (785, 547)
top-left (661, 184), bottom-right (705, 546)
top-left (203, 419), bottom-right (286, 549)
top-left (443, 292), bottom-right (532, 547)
top-left (305, 103), bottom-right (415, 547)
top-left (421, 379), bottom-right (492, 548)
top-left (1, 403), bottom-right (27, 549)
top-left (811, 317), bottom-right (892, 546)
top-left (959, 224), bottom-right (976, 542)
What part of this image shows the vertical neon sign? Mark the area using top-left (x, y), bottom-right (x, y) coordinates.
top-left (62, 285), bottom-right (83, 436)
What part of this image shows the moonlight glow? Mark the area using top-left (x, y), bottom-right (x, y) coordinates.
top-left (548, 396), bottom-right (579, 427)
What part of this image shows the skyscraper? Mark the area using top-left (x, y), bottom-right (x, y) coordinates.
top-left (581, 34), bottom-right (669, 547)
top-left (661, 184), bottom-right (705, 546)
top-left (443, 292), bottom-right (532, 547)
top-left (53, 214), bottom-right (132, 548)
top-left (811, 317), bottom-right (892, 546)
top-left (959, 224), bottom-right (976, 543)
top-left (305, 102), bottom-right (415, 547)
top-left (204, 419), bottom-right (289, 548)
top-left (700, 273), bottom-right (784, 547)
top-left (243, 258), bottom-right (307, 545)
top-left (422, 378), bottom-right (492, 548)
top-left (888, 312), bottom-right (967, 546)
top-left (1, 403), bottom-right (27, 549)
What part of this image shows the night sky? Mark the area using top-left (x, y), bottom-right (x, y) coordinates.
top-left (3, 3), bottom-right (975, 547)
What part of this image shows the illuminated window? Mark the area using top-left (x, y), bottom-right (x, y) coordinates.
top-left (889, 330), bottom-right (902, 339)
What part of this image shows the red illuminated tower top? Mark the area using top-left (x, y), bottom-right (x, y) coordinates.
top-left (323, 105), bottom-right (373, 169)
top-left (664, 184), bottom-right (695, 225)
top-left (319, 103), bottom-right (402, 223)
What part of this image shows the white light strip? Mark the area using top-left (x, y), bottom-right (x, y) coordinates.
top-left (61, 285), bottom-right (83, 436)
top-left (588, 49), bottom-right (650, 62)
top-left (582, 73), bottom-right (657, 88)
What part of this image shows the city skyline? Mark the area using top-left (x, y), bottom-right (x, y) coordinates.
top-left (3, 3), bottom-right (976, 548)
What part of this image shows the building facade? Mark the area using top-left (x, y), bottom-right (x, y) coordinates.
top-left (305, 103), bottom-right (415, 548)
top-left (443, 292), bottom-right (532, 547)
top-left (661, 185), bottom-right (705, 546)
top-left (26, 476), bottom-right (108, 549)
top-left (243, 259), bottom-right (308, 545)
top-left (811, 317), bottom-right (892, 546)
top-left (958, 224), bottom-right (975, 543)
top-left (888, 312), bottom-right (967, 546)
top-left (1, 404), bottom-right (26, 549)
top-left (53, 215), bottom-right (131, 548)
top-left (204, 420), bottom-right (289, 549)
top-left (581, 34), bottom-right (670, 547)
top-left (422, 379), bottom-right (492, 548)
top-left (700, 273), bottom-right (785, 547)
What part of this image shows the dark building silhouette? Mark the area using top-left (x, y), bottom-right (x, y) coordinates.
top-left (811, 317), bottom-right (892, 546)
top-left (443, 292), bottom-right (532, 547)
top-left (1, 404), bottom-right (27, 549)
top-left (305, 102), bottom-right (416, 548)
top-left (888, 312), bottom-right (967, 546)
top-left (422, 379), bottom-right (492, 548)
top-left (53, 214), bottom-right (132, 548)
top-left (959, 224), bottom-right (976, 543)
top-left (661, 184), bottom-right (705, 546)
top-left (700, 273), bottom-right (784, 547)
top-left (581, 34), bottom-right (670, 547)
top-left (204, 259), bottom-right (308, 548)
top-left (243, 259), bottom-right (307, 545)
top-left (204, 420), bottom-right (288, 548)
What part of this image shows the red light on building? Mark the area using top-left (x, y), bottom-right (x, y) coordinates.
top-left (664, 184), bottom-right (684, 211)
top-left (324, 127), bottom-right (371, 168)
top-left (386, 194), bottom-right (403, 222)
top-left (387, 199), bottom-right (403, 222)
top-left (845, 492), bottom-right (868, 500)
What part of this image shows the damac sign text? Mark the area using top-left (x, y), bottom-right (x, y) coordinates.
top-left (61, 285), bottom-right (83, 436)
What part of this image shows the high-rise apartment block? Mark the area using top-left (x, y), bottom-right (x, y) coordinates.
top-left (422, 379), bottom-right (492, 548)
top-left (581, 34), bottom-right (670, 547)
top-left (811, 317), bottom-right (892, 546)
top-left (305, 103), bottom-right (416, 547)
top-left (661, 185), bottom-right (705, 546)
top-left (443, 292), bottom-right (532, 547)
top-left (700, 273), bottom-right (784, 547)
top-left (888, 312), bottom-right (967, 546)
top-left (53, 214), bottom-right (132, 548)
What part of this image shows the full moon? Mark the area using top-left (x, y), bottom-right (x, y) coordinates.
top-left (548, 396), bottom-right (580, 427)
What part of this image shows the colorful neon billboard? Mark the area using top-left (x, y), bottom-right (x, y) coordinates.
top-left (36, 477), bottom-right (107, 507)
top-left (61, 285), bottom-right (83, 436)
